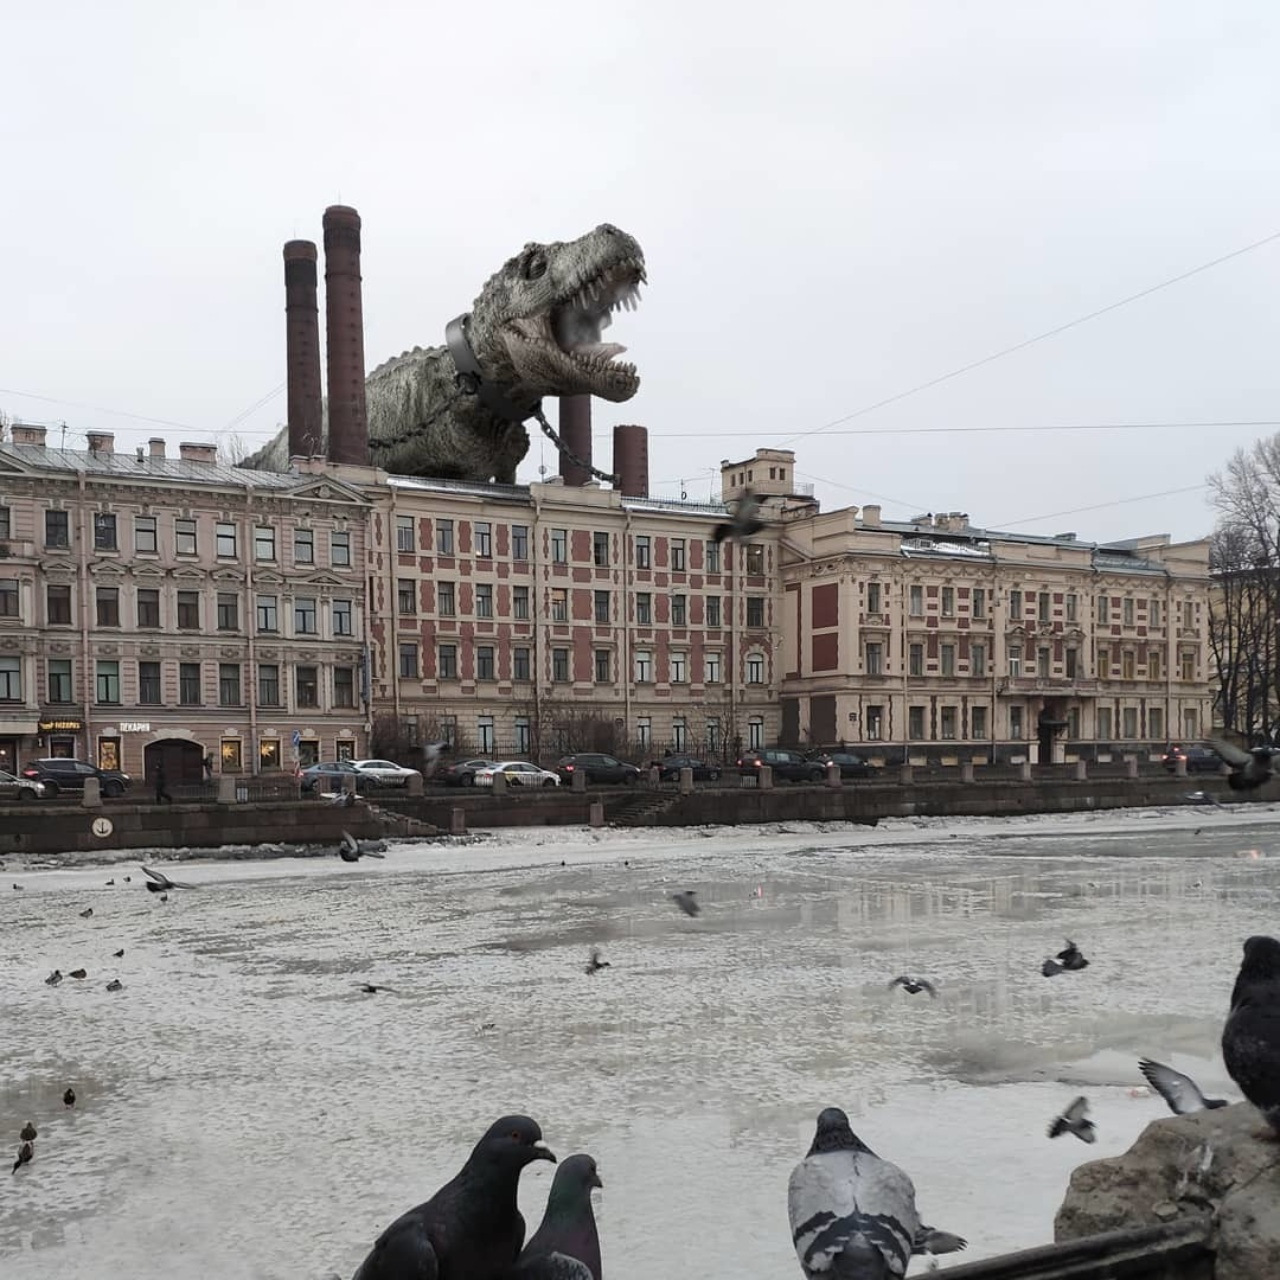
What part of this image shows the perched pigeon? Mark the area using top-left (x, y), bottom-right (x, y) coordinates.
top-left (106, 879), bottom-right (115, 886)
top-left (113, 949), bottom-right (125, 958)
top-left (511, 1153), bottom-right (604, 1280)
top-left (12, 1141), bottom-right (32, 1174)
top-left (713, 486), bottom-right (765, 546)
top-left (63, 1088), bottom-right (75, 1108)
top-left (788, 1107), bottom-right (965, 1279)
top-left (585, 949), bottom-right (610, 976)
top-left (339, 831), bottom-right (386, 862)
top-left (141, 865), bottom-right (196, 892)
top-left (1138, 1058), bottom-right (1228, 1116)
top-left (889, 975), bottom-right (937, 998)
top-left (44, 969), bottom-right (63, 987)
top-left (1209, 739), bottom-right (1277, 792)
top-left (12, 883), bottom-right (22, 891)
top-left (351, 1115), bottom-right (556, 1280)
top-left (1041, 958), bottom-right (1064, 978)
top-left (106, 979), bottom-right (123, 993)
top-left (356, 982), bottom-right (395, 994)
top-left (78, 907), bottom-right (93, 919)
top-left (69, 969), bottom-right (87, 980)
top-left (670, 891), bottom-right (700, 918)
top-left (1056, 941), bottom-right (1089, 971)
top-left (19, 1122), bottom-right (36, 1143)
top-left (1048, 1096), bottom-right (1096, 1143)
top-left (1222, 935), bottom-right (1280, 1136)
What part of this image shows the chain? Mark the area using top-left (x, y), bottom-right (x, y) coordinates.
top-left (533, 405), bottom-right (621, 486)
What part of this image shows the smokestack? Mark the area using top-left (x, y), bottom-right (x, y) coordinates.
top-left (322, 205), bottom-right (369, 466)
top-left (284, 239), bottom-right (324, 460)
top-left (613, 424), bottom-right (649, 498)
top-left (148, 438), bottom-right (166, 458)
top-left (558, 395), bottom-right (593, 486)
top-left (86, 432), bottom-right (115, 455)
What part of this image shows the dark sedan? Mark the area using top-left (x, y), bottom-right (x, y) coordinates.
top-left (806, 750), bottom-right (881, 779)
top-left (1161, 744), bottom-right (1225, 774)
top-left (555, 753), bottom-right (642, 785)
top-left (656, 755), bottom-right (723, 782)
top-left (439, 758), bottom-right (498, 787)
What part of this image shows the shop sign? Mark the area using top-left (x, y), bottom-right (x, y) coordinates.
top-left (38, 718), bottom-right (83, 733)
top-left (120, 722), bottom-right (152, 733)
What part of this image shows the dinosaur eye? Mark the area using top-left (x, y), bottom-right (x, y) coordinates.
top-left (524, 252), bottom-right (548, 280)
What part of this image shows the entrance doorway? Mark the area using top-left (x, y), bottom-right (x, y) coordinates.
top-left (144, 739), bottom-right (204, 785)
top-left (1038, 700), bottom-right (1070, 766)
top-left (0, 738), bottom-right (16, 774)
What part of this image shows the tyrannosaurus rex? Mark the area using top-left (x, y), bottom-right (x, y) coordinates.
top-left (241, 223), bottom-right (645, 484)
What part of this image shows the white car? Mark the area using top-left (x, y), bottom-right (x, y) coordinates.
top-left (349, 759), bottom-right (423, 788)
top-left (474, 761), bottom-right (561, 788)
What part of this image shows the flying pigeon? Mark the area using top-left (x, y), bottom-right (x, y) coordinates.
top-left (350, 1115), bottom-right (556, 1280)
top-left (1048, 1096), bottom-right (1096, 1143)
top-left (69, 969), bottom-right (87, 980)
top-left (1209, 739), bottom-right (1277, 792)
top-left (1041, 958), bottom-right (1064, 977)
top-left (44, 969), bottom-right (63, 987)
top-left (19, 1122), bottom-right (36, 1143)
top-left (1222, 935), bottom-right (1280, 1136)
top-left (78, 907), bottom-right (93, 919)
top-left (106, 979), bottom-right (123, 993)
top-left (788, 1107), bottom-right (965, 1279)
top-left (140, 865), bottom-right (196, 892)
top-left (1056, 940), bottom-right (1089, 971)
top-left (1138, 1058), bottom-right (1228, 1116)
top-left (356, 982), bottom-right (396, 994)
top-left (63, 1088), bottom-right (75, 1108)
top-left (12, 1141), bottom-right (33, 1174)
top-left (511, 1153), bottom-right (604, 1280)
top-left (585, 948), bottom-right (610, 975)
top-left (713, 486), bottom-right (765, 546)
top-left (670, 890), bottom-right (700, 917)
top-left (889, 975), bottom-right (937, 998)
top-left (329, 789), bottom-right (359, 808)
top-left (423, 740), bottom-right (451, 778)
top-left (339, 831), bottom-right (386, 862)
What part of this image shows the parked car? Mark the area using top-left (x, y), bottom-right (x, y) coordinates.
top-left (349, 759), bottom-right (422, 788)
top-left (439, 758), bottom-right (498, 787)
top-left (20, 758), bottom-right (131, 799)
top-left (474, 761), bottom-right (561, 788)
top-left (298, 761), bottom-right (377, 794)
top-left (805, 749), bottom-right (881, 779)
top-left (0, 769), bottom-right (47, 802)
top-left (1161, 744), bottom-right (1226, 774)
top-left (555, 753), bottom-right (641, 785)
top-left (736, 748), bottom-right (826, 784)
top-left (655, 754), bottom-right (723, 782)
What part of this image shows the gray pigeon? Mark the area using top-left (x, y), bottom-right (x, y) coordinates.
top-left (788, 1107), bottom-right (965, 1279)
top-left (1048, 1096), bottom-right (1096, 1143)
top-left (44, 969), bottom-right (63, 987)
top-left (12, 1140), bottom-right (33, 1174)
top-left (888, 976), bottom-right (937, 998)
top-left (339, 831), bottom-right (385, 863)
top-left (713, 487), bottom-right (765, 545)
top-left (511, 1153), bottom-right (603, 1280)
top-left (351, 1115), bottom-right (556, 1280)
top-left (1209, 739), bottom-right (1277, 792)
top-left (670, 891), bottom-right (700, 918)
top-left (1138, 1058), bottom-right (1228, 1115)
top-left (1222, 935), bottom-right (1280, 1135)
top-left (141, 865), bottom-right (197, 892)
top-left (1185, 790), bottom-right (1225, 809)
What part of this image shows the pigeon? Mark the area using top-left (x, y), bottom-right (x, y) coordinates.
top-left (12, 1141), bottom-right (33, 1174)
top-left (63, 1088), bottom-right (76, 1108)
top-left (1048, 1096), bottom-right (1096, 1143)
top-left (158, 893), bottom-right (169, 903)
top-left (1209, 739), bottom-right (1277, 792)
top-left (44, 969), bottom-right (63, 987)
top-left (141, 865), bottom-right (196, 892)
top-left (350, 1115), bottom-right (556, 1280)
top-left (788, 1107), bottom-right (966, 1279)
top-left (19, 1122), bottom-right (36, 1143)
top-left (105, 878), bottom-right (115, 885)
top-left (1222, 934), bottom-right (1280, 1136)
top-left (113, 949), bottom-right (124, 958)
top-left (1041, 958), bottom-right (1064, 977)
top-left (423, 740), bottom-right (451, 778)
top-left (1185, 790), bottom-right (1225, 809)
top-left (889, 975), bottom-right (937, 998)
top-left (69, 969), bottom-right (87, 980)
top-left (511, 1153), bottom-right (603, 1280)
top-left (338, 831), bottom-right (385, 862)
top-left (12, 883), bottom-right (22, 890)
top-left (106, 979), bottom-right (123, 993)
top-left (670, 890), bottom-right (700, 918)
top-left (713, 486), bottom-right (765, 545)
top-left (1138, 1058), bottom-right (1228, 1116)
top-left (1056, 940), bottom-right (1089, 971)
top-left (78, 907), bottom-right (93, 919)
top-left (123, 876), bottom-right (131, 883)
top-left (356, 982), bottom-right (393, 994)
top-left (585, 949), bottom-right (610, 975)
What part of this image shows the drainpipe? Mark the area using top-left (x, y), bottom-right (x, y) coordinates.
top-left (989, 563), bottom-right (999, 761)
top-left (622, 504), bottom-right (633, 745)
top-left (1165, 572), bottom-right (1174, 744)
top-left (531, 489), bottom-right (543, 757)
top-left (76, 471), bottom-right (93, 764)
top-left (244, 482), bottom-right (259, 774)
top-left (899, 570), bottom-right (909, 764)
top-left (386, 485), bottom-right (400, 732)
top-left (728, 537), bottom-right (739, 753)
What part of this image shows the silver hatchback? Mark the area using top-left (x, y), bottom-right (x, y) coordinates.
top-left (0, 769), bottom-right (47, 802)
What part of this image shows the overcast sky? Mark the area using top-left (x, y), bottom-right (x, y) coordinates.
top-left (5, 2), bottom-right (1280, 543)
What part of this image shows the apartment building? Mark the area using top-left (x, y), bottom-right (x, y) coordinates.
top-left (0, 429), bottom-right (372, 780)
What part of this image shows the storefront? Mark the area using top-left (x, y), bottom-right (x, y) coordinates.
top-left (0, 718), bottom-right (41, 774)
top-left (36, 716), bottom-right (84, 763)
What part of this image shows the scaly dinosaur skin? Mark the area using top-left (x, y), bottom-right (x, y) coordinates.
top-left (242, 223), bottom-right (645, 484)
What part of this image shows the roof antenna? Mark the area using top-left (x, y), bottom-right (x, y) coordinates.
top-left (60, 421), bottom-right (67, 450)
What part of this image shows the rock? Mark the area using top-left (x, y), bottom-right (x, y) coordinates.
top-left (1055, 1101), bottom-right (1280, 1280)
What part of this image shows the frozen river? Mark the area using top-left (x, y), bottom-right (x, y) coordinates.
top-left (3, 804), bottom-right (1280, 1279)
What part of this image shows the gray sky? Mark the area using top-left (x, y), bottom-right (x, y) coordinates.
top-left (5, 1), bottom-right (1279, 543)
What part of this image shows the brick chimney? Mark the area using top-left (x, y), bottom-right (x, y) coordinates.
top-left (148, 438), bottom-right (166, 459)
top-left (11, 423), bottom-right (47, 446)
top-left (613, 424), bottom-right (649, 498)
top-left (86, 431), bottom-right (115, 455)
top-left (179, 442), bottom-right (218, 464)
top-left (323, 206), bottom-right (369, 466)
top-left (558, 396), bottom-right (593, 486)
top-left (284, 239), bottom-right (324, 459)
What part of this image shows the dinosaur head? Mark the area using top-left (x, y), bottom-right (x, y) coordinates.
top-left (469, 223), bottom-right (645, 404)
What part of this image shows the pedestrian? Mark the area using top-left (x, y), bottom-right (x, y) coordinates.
top-left (202, 752), bottom-right (214, 782)
top-left (154, 762), bottom-right (173, 805)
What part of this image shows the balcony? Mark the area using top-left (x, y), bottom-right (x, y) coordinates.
top-left (997, 676), bottom-right (1100, 696)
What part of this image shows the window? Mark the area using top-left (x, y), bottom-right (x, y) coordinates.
top-left (1122, 650), bottom-right (1135, 680)
top-left (174, 517), bottom-right (196, 555)
top-left (332, 599), bottom-right (353, 636)
top-left (0, 579), bottom-right (18, 619)
top-left (475, 584), bottom-right (493, 618)
top-left (1037, 647), bottom-right (1051, 678)
top-left (93, 513), bottom-right (117, 551)
top-left (437, 581), bottom-right (456, 616)
top-left (748, 717), bottom-right (764, 750)
top-left (972, 643), bottom-right (987, 677)
top-left (746, 654), bottom-right (765, 684)
top-left (551, 588), bottom-right (568, 622)
top-left (1097, 646), bottom-right (1110, 678)
top-left (1009, 589), bottom-right (1023, 618)
top-left (972, 705), bottom-right (988, 739)
top-left (294, 528), bottom-right (314, 564)
top-left (217, 592), bottom-right (239, 631)
top-left (705, 652), bottom-right (722, 683)
top-left (1066, 593), bottom-right (1077, 623)
top-left (1035, 592), bottom-right (1049, 624)
top-left (214, 522), bottom-right (237, 558)
top-left (473, 522), bottom-right (492, 558)
top-left (671, 651), bottom-right (688, 683)
top-left (1183, 600), bottom-right (1195, 629)
top-left (637, 717), bottom-right (652, 749)
top-left (1008, 653), bottom-right (1021, 677)
top-left (514, 717), bottom-right (531, 755)
top-left (1122, 707), bottom-right (1138, 738)
top-left (594, 590), bottom-right (610, 624)
top-left (1183, 707), bottom-right (1199, 739)
top-left (1097, 706), bottom-right (1112, 739)
top-left (551, 528), bottom-right (567, 563)
top-left (1123, 597), bottom-right (1134, 626)
top-left (513, 646), bottom-right (530, 680)
top-left (295, 665), bottom-right (319, 707)
top-left (512, 525), bottom-right (529, 561)
top-left (219, 663), bottom-right (241, 706)
top-left (552, 648), bottom-right (570, 682)
top-left (253, 525), bottom-right (276, 562)
top-left (476, 646), bottom-right (495, 680)
top-left (940, 706), bottom-right (957, 739)
top-left (705, 541), bottom-right (721, 573)
top-left (438, 644), bottom-right (458, 679)
top-left (396, 516), bottom-right (415, 553)
top-left (137, 588), bottom-right (160, 628)
top-left (1065, 648), bottom-right (1078, 679)
top-left (745, 544), bottom-right (764, 574)
top-left (706, 596), bottom-right (722, 628)
top-left (96, 587), bottom-right (120, 627)
top-left (47, 659), bottom-right (73, 703)
top-left (513, 585), bottom-right (529, 619)
top-left (331, 530), bottom-right (352, 567)
top-left (214, 738), bottom-right (241, 773)
top-left (1009, 704), bottom-right (1024, 740)
top-left (634, 650), bottom-right (652, 682)
top-left (972, 588), bottom-right (986, 619)
top-left (672, 594), bottom-right (687, 626)
top-left (95, 660), bottom-right (120, 704)
top-left (909, 643), bottom-right (923, 676)
top-left (592, 531), bottom-right (609, 566)
top-left (909, 585), bottom-right (924, 616)
top-left (436, 519), bottom-right (454, 555)
top-left (258, 664), bottom-right (280, 706)
top-left (1149, 650), bottom-right (1162, 681)
top-left (866, 705), bottom-right (884, 740)
top-left (941, 644), bottom-right (955, 677)
top-left (133, 515), bottom-right (158, 554)
top-left (47, 584), bottom-right (71, 625)
top-left (0, 656), bottom-right (19, 701)
top-left (1149, 707), bottom-right (1164, 740)
top-left (867, 582), bottom-right (882, 614)
top-left (292, 597), bottom-right (317, 635)
top-left (941, 587), bottom-right (955, 617)
top-left (908, 705), bottom-right (926, 739)
top-left (1181, 651), bottom-right (1196, 682)
top-left (477, 717), bottom-right (495, 754)
top-left (179, 663), bottom-right (201, 705)
top-left (0, 506), bottom-right (8, 539)
top-left (634, 535), bottom-right (651, 568)
top-left (1150, 599), bottom-right (1161, 628)
top-left (260, 739), bottom-right (281, 770)
top-left (673, 717), bottom-right (688, 751)
top-left (866, 642), bottom-right (883, 675)
top-left (45, 510), bottom-right (70, 549)
top-left (636, 593), bottom-right (651, 625)
top-left (256, 595), bottom-right (279, 633)
top-left (595, 649), bottom-right (611, 683)
top-left (1097, 595), bottom-right (1110, 624)
top-left (671, 538), bottom-right (686, 571)
top-left (706, 717), bottom-right (721, 752)
top-left (746, 596), bottom-right (765, 628)
top-left (399, 643), bottom-right (419, 679)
